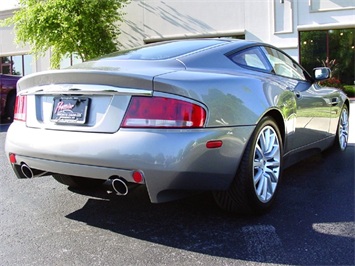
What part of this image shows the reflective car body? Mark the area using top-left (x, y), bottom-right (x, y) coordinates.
top-left (5, 39), bottom-right (349, 213)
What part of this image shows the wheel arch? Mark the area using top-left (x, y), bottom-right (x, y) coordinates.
top-left (262, 109), bottom-right (285, 145)
top-left (344, 99), bottom-right (350, 113)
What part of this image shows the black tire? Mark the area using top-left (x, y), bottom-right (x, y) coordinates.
top-left (52, 174), bottom-right (104, 189)
top-left (213, 116), bottom-right (283, 215)
top-left (333, 105), bottom-right (349, 151)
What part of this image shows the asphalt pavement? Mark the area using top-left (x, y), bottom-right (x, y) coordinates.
top-left (0, 102), bottom-right (354, 266)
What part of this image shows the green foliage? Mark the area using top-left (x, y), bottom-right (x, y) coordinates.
top-left (319, 77), bottom-right (344, 89)
top-left (343, 85), bottom-right (355, 97)
top-left (300, 29), bottom-right (354, 85)
top-left (319, 81), bottom-right (355, 98)
top-left (2, 0), bottom-right (129, 69)
top-left (300, 31), bottom-right (327, 74)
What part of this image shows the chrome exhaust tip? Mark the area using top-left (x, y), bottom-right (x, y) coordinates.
top-left (103, 178), bottom-right (129, 196)
top-left (20, 163), bottom-right (34, 178)
top-left (20, 163), bottom-right (48, 178)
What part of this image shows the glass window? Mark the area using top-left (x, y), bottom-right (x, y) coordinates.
top-left (310, 0), bottom-right (355, 11)
top-left (24, 55), bottom-right (33, 75)
top-left (300, 28), bottom-right (354, 86)
top-left (0, 55), bottom-right (33, 76)
top-left (2, 65), bottom-right (10, 74)
top-left (230, 47), bottom-right (270, 71)
top-left (1, 57), bottom-right (11, 74)
top-left (11, 55), bottom-right (23, 75)
top-left (263, 47), bottom-right (306, 80)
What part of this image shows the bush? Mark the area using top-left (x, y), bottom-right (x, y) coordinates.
top-left (343, 85), bottom-right (355, 97)
top-left (319, 77), bottom-right (344, 89)
top-left (320, 78), bottom-right (355, 97)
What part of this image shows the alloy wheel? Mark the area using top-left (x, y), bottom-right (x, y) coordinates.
top-left (338, 107), bottom-right (349, 151)
top-left (253, 125), bottom-right (281, 203)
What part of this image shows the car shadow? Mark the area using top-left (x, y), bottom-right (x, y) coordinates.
top-left (65, 145), bottom-right (355, 265)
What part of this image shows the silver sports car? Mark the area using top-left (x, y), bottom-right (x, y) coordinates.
top-left (5, 39), bottom-right (350, 214)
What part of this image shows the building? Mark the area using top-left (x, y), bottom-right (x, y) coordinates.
top-left (0, 0), bottom-right (354, 84)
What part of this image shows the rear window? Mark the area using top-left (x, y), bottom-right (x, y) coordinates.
top-left (103, 40), bottom-right (225, 60)
top-left (229, 47), bottom-right (271, 72)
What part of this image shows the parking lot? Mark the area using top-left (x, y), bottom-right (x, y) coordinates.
top-left (0, 102), bottom-right (354, 266)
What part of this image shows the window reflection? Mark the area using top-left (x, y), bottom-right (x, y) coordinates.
top-left (24, 55), bottom-right (33, 75)
top-left (11, 55), bottom-right (22, 75)
top-left (264, 47), bottom-right (306, 80)
top-left (300, 28), bottom-right (354, 86)
top-left (1, 57), bottom-right (11, 74)
top-left (0, 54), bottom-right (33, 76)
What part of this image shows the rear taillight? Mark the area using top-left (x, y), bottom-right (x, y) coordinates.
top-left (122, 96), bottom-right (206, 128)
top-left (14, 95), bottom-right (27, 121)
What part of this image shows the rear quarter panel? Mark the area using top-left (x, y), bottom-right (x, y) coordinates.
top-left (154, 70), bottom-right (296, 128)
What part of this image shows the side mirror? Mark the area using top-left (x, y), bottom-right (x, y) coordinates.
top-left (313, 67), bottom-right (331, 81)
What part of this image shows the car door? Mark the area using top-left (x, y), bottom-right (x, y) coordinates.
top-left (261, 46), bottom-right (332, 152)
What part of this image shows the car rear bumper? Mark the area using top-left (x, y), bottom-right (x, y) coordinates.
top-left (5, 122), bottom-right (255, 203)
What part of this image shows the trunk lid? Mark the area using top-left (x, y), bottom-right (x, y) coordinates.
top-left (18, 60), bottom-right (184, 133)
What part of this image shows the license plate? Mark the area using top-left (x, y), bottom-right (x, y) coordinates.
top-left (51, 97), bottom-right (90, 124)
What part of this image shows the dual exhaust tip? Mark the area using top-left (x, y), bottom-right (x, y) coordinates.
top-left (20, 163), bottom-right (132, 197)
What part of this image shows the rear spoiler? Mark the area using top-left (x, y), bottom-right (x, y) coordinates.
top-left (17, 69), bottom-right (153, 93)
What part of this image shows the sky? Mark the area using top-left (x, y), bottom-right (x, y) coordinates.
top-left (0, 0), bottom-right (19, 11)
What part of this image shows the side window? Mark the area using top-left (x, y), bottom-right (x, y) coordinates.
top-left (230, 47), bottom-right (271, 71)
top-left (0, 55), bottom-right (33, 76)
top-left (263, 47), bottom-right (306, 80)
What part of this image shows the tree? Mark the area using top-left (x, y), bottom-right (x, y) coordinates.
top-left (2, 0), bottom-right (129, 69)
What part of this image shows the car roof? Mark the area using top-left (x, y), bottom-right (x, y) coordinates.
top-left (97, 39), bottom-right (256, 62)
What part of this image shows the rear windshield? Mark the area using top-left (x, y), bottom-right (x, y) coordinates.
top-left (103, 40), bottom-right (226, 60)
